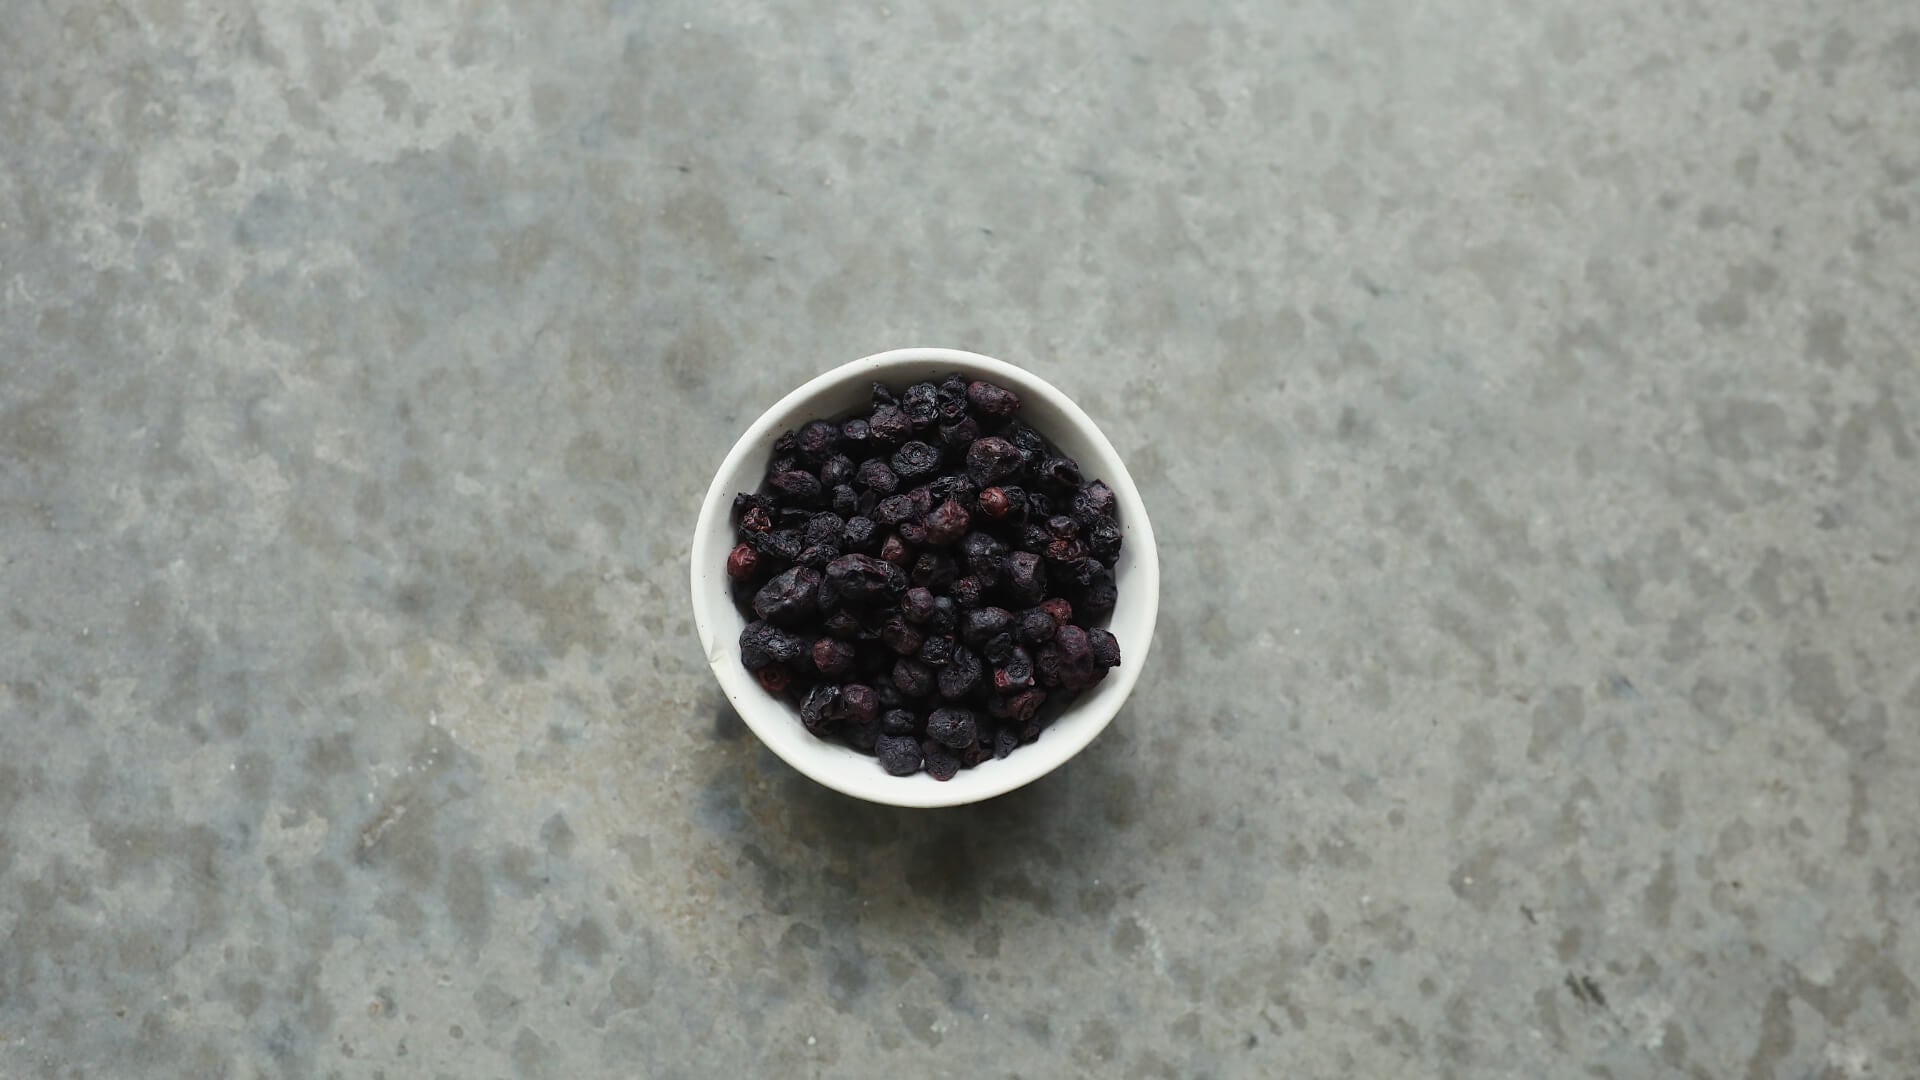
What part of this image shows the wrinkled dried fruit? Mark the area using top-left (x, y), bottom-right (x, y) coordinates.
top-left (822, 554), bottom-right (905, 608)
top-left (923, 498), bottom-right (971, 545)
top-left (882, 709), bottom-right (919, 736)
top-left (812, 637), bottom-right (855, 676)
top-left (938, 647), bottom-right (983, 699)
top-left (800, 684), bottom-right (840, 735)
top-left (1088, 628), bottom-right (1121, 669)
top-left (757, 666), bottom-right (792, 693)
top-left (926, 707), bottom-right (977, 750)
top-left (727, 543), bottom-right (759, 580)
top-left (977, 487), bottom-right (1011, 519)
top-left (754, 567), bottom-right (822, 625)
top-left (877, 735), bottom-right (923, 776)
top-left (922, 741), bottom-right (961, 781)
top-left (967, 380), bottom-right (1021, 417)
top-left (966, 436), bottom-right (1023, 485)
top-left (891, 440), bottom-right (941, 479)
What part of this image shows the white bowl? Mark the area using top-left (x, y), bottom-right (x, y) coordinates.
top-left (689, 348), bottom-right (1159, 807)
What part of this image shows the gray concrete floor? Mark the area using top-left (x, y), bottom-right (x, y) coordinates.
top-left (3, 0), bottom-right (1917, 1076)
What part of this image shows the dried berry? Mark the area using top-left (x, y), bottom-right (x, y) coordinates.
top-left (821, 554), bottom-right (905, 609)
top-left (928, 596), bottom-right (959, 634)
top-left (881, 709), bottom-right (919, 736)
top-left (902, 382), bottom-right (940, 428)
top-left (880, 615), bottom-right (924, 656)
top-left (797, 544), bottom-right (839, 570)
top-left (921, 741), bottom-right (961, 781)
top-left (842, 516), bottom-right (878, 552)
top-left (800, 684), bottom-right (840, 735)
top-left (1071, 480), bottom-right (1116, 522)
top-left (757, 666), bottom-right (792, 693)
top-left (891, 439), bottom-right (941, 479)
top-left (926, 707), bottom-right (977, 749)
top-left (977, 487), bottom-right (1011, 519)
top-left (1086, 519), bottom-right (1122, 563)
top-left (892, 658), bottom-right (934, 698)
top-left (1018, 607), bottom-right (1058, 644)
top-left (748, 527), bottom-right (802, 563)
top-left (961, 606), bottom-right (1014, 646)
top-left (917, 634), bottom-right (956, 666)
top-left (938, 647), bottom-right (982, 699)
top-left (1037, 455), bottom-right (1081, 492)
top-left (901, 587), bottom-right (937, 623)
top-left (753, 567), bottom-right (822, 625)
top-left (1004, 551), bottom-right (1046, 605)
top-left (797, 419), bottom-right (839, 461)
top-left (1088, 628), bottom-right (1122, 669)
top-left (739, 621), bottom-right (804, 670)
top-left (939, 416), bottom-right (982, 450)
top-left (1039, 597), bottom-right (1073, 626)
top-left (966, 436), bottom-right (1023, 485)
top-left (869, 404), bottom-right (912, 445)
top-left (873, 494), bottom-right (917, 526)
top-left (876, 734), bottom-right (923, 776)
top-left (740, 505), bottom-right (774, 533)
top-left (1079, 573), bottom-right (1117, 622)
top-left (982, 633), bottom-right (1017, 666)
top-left (813, 637), bottom-right (855, 676)
top-left (840, 417), bottom-right (870, 445)
top-left (967, 380), bottom-right (1021, 417)
top-left (922, 498), bottom-right (971, 545)
top-left (947, 576), bottom-right (984, 609)
top-left (994, 728), bottom-right (1020, 759)
top-left (840, 684), bottom-right (879, 725)
top-left (830, 485), bottom-right (858, 516)
top-left (823, 611), bottom-right (862, 639)
top-left (909, 552), bottom-right (958, 591)
top-left (879, 534), bottom-right (909, 565)
top-left (820, 454), bottom-right (856, 488)
top-left (857, 458), bottom-right (900, 495)
top-left (726, 543), bottom-right (759, 580)
top-left (770, 469), bottom-right (823, 504)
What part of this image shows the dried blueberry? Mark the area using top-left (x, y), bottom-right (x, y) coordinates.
top-left (873, 494), bottom-right (917, 526)
top-left (840, 684), bottom-right (879, 725)
top-left (757, 666), bottom-right (792, 694)
top-left (812, 637), bottom-right (855, 676)
top-left (982, 633), bottom-right (1017, 666)
top-left (879, 534), bottom-right (910, 565)
top-left (976, 487), bottom-right (1011, 519)
top-left (754, 567), bottom-right (821, 626)
top-left (939, 415), bottom-right (981, 450)
top-left (922, 498), bottom-right (971, 546)
top-left (869, 404), bottom-right (912, 445)
top-left (840, 417), bottom-right (870, 446)
top-left (880, 615), bottom-right (924, 656)
top-left (965, 436), bottom-right (1023, 485)
top-left (1086, 519), bottom-right (1122, 563)
top-left (842, 515), bottom-right (878, 551)
top-left (1004, 551), bottom-right (1046, 604)
top-left (962, 606), bottom-right (1014, 646)
top-left (1018, 607), bottom-right (1058, 644)
top-left (1072, 480), bottom-right (1116, 522)
top-left (947, 576), bottom-right (984, 609)
top-left (797, 419), bottom-right (839, 461)
top-left (770, 469), bottom-right (823, 504)
top-left (876, 735), bottom-right (923, 776)
top-left (938, 647), bottom-right (982, 699)
top-left (917, 634), bottom-right (956, 666)
top-left (928, 595), bottom-right (958, 634)
top-left (902, 382), bottom-right (940, 428)
top-left (800, 684), bottom-right (840, 735)
top-left (926, 707), bottom-right (977, 750)
top-left (921, 741), bottom-right (961, 781)
top-left (892, 658), bottom-right (935, 698)
top-left (796, 543), bottom-right (839, 570)
top-left (856, 458), bottom-right (900, 495)
top-left (1088, 628), bottom-right (1121, 669)
top-left (891, 440), bottom-right (941, 479)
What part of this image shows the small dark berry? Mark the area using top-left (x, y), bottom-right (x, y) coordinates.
top-left (800, 684), bottom-right (840, 735)
top-left (962, 606), bottom-right (1014, 646)
top-left (839, 684), bottom-right (879, 725)
top-left (1037, 455), bottom-right (1081, 491)
top-left (842, 516), bottom-right (878, 551)
top-left (876, 734), bottom-right (923, 776)
top-left (994, 729), bottom-right (1021, 759)
top-left (982, 633), bottom-right (1017, 666)
top-left (977, 487), bottom-right (1011, 519)
top-left (1020, 523), bottom-right (1052, 552)
top-left (892, 658), bottom-right (935, 698)
top-left (879, 533), bottom-right (910, 565)
top-left (905, 485), bottom-right (935, 517)
top-left (1046, 515), bottom-right (1079, 539)
top-left (757, 666), bottom-right (792, 693)
top-left (1088, 628), bottom-right (1122, 669)
top-left (1040, 597), bottom-right (1074, 626)
top-left (902, 587), bottom-right (937, 623)
top-left (740, 621), bottom-right (804, 670)
top-left (840, 417), bottom-right (870, 446)
top-left (1044, 537), bottom-right (1087, 565)
top-left (843, 715), bottom-right (881, 753)
top-left (821, 554), bottom-right (906, 608)
top-left (880, 615), bottom-right (924, 656)
top-left (740, 505), bottom-right (774, 533)
top-left (1025, 491), bottom-right (1053, 518)
top-left (896, 521), bottom-right (930, 546)
top-left (856, 458), bottom-right (899, 495)
top-left (926, 707), bottom-right (977, 749)
top-left (1018, 607), bottom-right (1058, 644)
top-left (922, 498), bottom-right (971, 546)
top-left (910, 552), bottom-right (958, 591)
top-left (796, 419), bottom-right (839, 461)
top-left (869, 404), bottom-right (912, 444)
top-left (805, 512), bottom-right (846, 548)
top-left (1035, 644), bottom-right (1063, 688)
top-left (1004, 551), bottom-right (1046, 604)
top-left (726, 543), bottom-right (760, 580)
top-left (773, 429), bottom-right (799, 455)
top-left (967, 380), bottom-right (1021, 417)
top-left (935, 378), bottom-right (970, 423)
top-left (928, 596), bottom-right (959, 634)
top-left (796, 543), bottom-right (839, 570)
top-left (823, 611), bottom-right (862, 638)
top-left (1005, 688), bottom-right (1047, 724)
top-left (966, 436), bottom-right (1023, 485)
top-left (960, 738), bottom-right (993, 769)
top-left (813, 637), bottom-right (855, 676)
top-left (770, 469), bottom-right (823, 504)
top-left (917, 634), bottom-right (956, 666)
top-left (939, 416), bottom-right (982, 450)
top-left (1003, 421), bottom-right (1048, 458)
top-left (1004, 645), bottom-right (1034, 684)
top-left (882, 709), bottom-right (919, 736)
top-left (873, 494), bottom-right (917, 526)
top-left (1071, 480), bottom-right (1117, 522)
top-left (753, 567), bottom-right (822, 626)
top-left (820, 454), bottom-right (856, 488)
top-left (938, 648), bottom-right (983, 699)
top-left (871, 381), bottom-right (898, 408)
top-left (1079, 573), bottom-right (1118, 622)
top-left (962, 531), bottom-right (1008, 583)
top-left (1086, 519), bottom-right (1123, 563)
top-left (830, 484), bottom-right (858, 516)
top-left (902, 382), bottom-right (940, 428)
top-left (921, 741), bottom-right (961, 781)
top-left (947, 576), bottom-right (984, 609)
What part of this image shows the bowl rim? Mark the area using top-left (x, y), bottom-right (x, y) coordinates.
top-left (689, 347), bottom-right (1159, 807)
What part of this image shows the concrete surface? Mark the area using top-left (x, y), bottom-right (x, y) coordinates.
top-left (2, 0), bottom-right (1917, 1076)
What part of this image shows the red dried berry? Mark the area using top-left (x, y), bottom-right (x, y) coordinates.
top-left (1039, 597), bottom-right (1073, 626)
top-left (977, 487), bottom-right (1010, 519)
top-left (840, 684), bottom-right (879, 725)
top-left (880, 534), bottom-right (910, 565)
top-left (726, 543), bottom-right (760, 580)
top-left (741, 506), bottom-right (774, 533)
top-left (812, 637), bottom-right (855, 676)
top-left (756, 666), bottom-right (792, 693)
top-left (967, 380), bottom-right (1021, 417)
top-left (965, 437), bottom-right (1023, 485)
top-left (923, 498), bottom-right (971, 546)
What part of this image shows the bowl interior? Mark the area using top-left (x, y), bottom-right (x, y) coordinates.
top-left (691, 349), bottom-right (1158, 807)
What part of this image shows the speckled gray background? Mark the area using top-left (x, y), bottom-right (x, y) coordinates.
top-left (2, 0), bottom-right (1917, 1076)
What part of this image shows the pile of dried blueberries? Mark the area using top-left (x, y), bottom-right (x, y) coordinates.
top-left (728, 374), bottom-right (1122, 779)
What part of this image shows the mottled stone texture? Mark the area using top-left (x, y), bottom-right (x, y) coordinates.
top-left (2, 0), bottom-right (1917, 1076)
